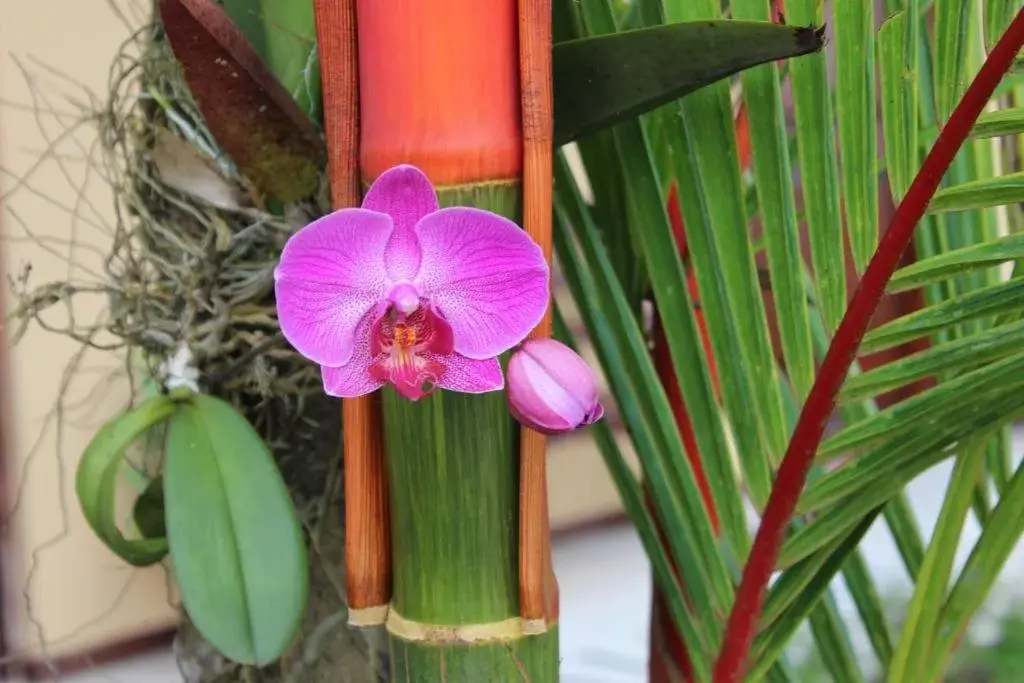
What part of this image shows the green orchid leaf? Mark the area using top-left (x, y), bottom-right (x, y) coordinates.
top-left (75, 395), bottom-right (176, 566)
top-left (553, 20), bottom-right (825, 144)
top-left (164, 394), bottom-right (307, 665)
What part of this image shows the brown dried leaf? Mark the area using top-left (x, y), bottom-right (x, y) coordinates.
top-left (159, 0), bottom-right (324, 203)
top-left (150, 129), bottom-right (246, 211)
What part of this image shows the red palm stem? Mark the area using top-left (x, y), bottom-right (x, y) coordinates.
top-left (712, 10), bottom-right (1024, 682)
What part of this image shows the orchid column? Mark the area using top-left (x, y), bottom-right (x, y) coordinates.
top-left (358, 0), bottom-right (558, 678)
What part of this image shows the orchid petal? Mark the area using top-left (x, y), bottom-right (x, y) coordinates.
top-left (322, 363), bottom-right (385, 398)
top-left (414, 207), bottom-right (549, 359)
top-left (321, 312), bottom-right (385, 398)
top-left (275, 209), bottom-right (392, 367)
top-left (363, 165), bottom-right (437, 281)
top-left (435, 354), bottom-right (504, 394)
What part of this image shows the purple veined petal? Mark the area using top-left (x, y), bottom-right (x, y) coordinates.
top-left (414, 207), bottom-right (550, 359)
top-left (321, 310), bottom-right (385, 397)
top-left (434, 353), bottom-right (505, 394)
top-left (363, 165), bottom-right (438, 281)
top-left (274, 208), bottom-right (392, 367)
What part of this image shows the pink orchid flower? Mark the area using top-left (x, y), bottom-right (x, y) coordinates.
top-left (274, 165), bottom-right (550, 401)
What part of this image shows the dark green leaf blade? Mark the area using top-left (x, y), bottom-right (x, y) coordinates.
top-left (553, 20), bottom-right (825, 144)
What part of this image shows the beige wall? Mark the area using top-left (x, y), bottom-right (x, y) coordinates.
top-left (0, 0), bottom-right (625, 664)
top-left (1, 0), bottom-right (178, 661)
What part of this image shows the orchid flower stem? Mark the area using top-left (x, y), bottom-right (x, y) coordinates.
top-left (712, 9), bottom-right (1024, 682)
top-left (314, 0), bottom-right (391, 622)
top-left (517, 0), bottom-right (557, 626)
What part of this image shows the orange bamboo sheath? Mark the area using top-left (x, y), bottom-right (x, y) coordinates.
top-left (518, 0), bottom-right (556, 625)
top-left (315, 0), bottom-right (391, 621)
top-left (356, 0), bottom-right (522, 185)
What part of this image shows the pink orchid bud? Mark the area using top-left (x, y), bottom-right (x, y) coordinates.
top-left (507, 339), bottom-right (605, 435)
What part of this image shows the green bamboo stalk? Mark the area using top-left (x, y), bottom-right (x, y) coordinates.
top-left (381, 185), bottom-right (557, 681)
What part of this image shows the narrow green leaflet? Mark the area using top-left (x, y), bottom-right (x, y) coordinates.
top-left (971, 107), bottom-right (1024, 139)
top-left (834, 0), bottom-right (879, 272)
top-left (555, 160), bottom-right (727, 676)
top-left (888, 231), bottom-right (1024, 292)
top-left (553, 308), bottom-right (698, 683)
top-left (861, 278), bottom-right (1024, 353)
top-left (751, 514), bottom-right (880, 679)
top-left (840, 319), bottom-right (1024, 403)
top-left (567, 0), bottom-right (648, 306)
top-left (798, 404), bottom-right (1023, 523)
top-left (165, 394), bottom-right (307, 665)
top-left (933, 0), bottom-right (972, 122)
top-left (928, 455), bottom-right (1024, 679)
top-left (879, 13), bottom-right (911, 200)
top-left (785, 393), bottom-right (1024, 568)
top-left (887, 439), bottom-right (987, 682)
top-left (552, 20), bottom-right (825, 144)
top-left (927, 172), bottom-right (1024, 213)
top-left (75, 395), bottom-right (176, 566)
top-left (822, 352), bottom-right (1024, 458)
top-left (733, 0), bottom-right (816, 400)
top-left (664, 0), bottom-right (790, 483)
top-left (808, 593), bottom-right (865, 683)
top-left (841, 550), bottom-right (895, 669)
top-left (788, 0), bottom-right (845, 333)
top-left (985, 0), bottom-right (1018, 51)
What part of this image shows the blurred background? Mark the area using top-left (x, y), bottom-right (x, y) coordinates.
top-left (1, 2), bottom-right (1022, 682)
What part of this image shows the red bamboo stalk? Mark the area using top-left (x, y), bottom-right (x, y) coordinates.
top-left (713, 10), bottom-right (1024, 681)
top-left (315, 0), bottom-right (391, 624)
top-left (518, 0), bottom-right (557, 627)
top-left (357, 0), bottom-right (521, 185)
